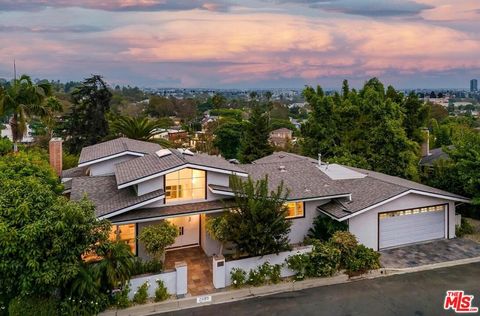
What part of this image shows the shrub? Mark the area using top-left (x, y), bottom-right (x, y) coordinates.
top-left (286, 253), bottom-right (310, 280)
top-left (138, 222), bottom-right (178, 262)
top-left (154, 280), bottom-right (170, 302)
top-left (230, 268), bottom-right (247, 288)
top-left (132, 282), bottom-right (149, 305)
top-left (308, 215), bottom-right (348, 241)
top-left (329, 231), bottom-right (358, 267)
top-left (308, 240), bottom-right (341, 277)
top-left (247, 269), bottom-right (265, 286)
top-left (344, 245), bottom-right (381, 277)
top-left (8, 296), bottom-right (58, 316)
top-left (456, 218), bottom-right (476, 237)
top-left (113, 284), bottom-right (132, 309)
top-left (131, 258), bottom-right (163, 276)
top-left (59, 294), bottom-right (109, 316)
top-left (0, 137), bottom-right (12, 156)
top-left (269, 264), bottom-right (282, 284)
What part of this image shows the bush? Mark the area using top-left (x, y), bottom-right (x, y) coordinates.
top-left (8, 296), bottom-right (58, 316)
top-left (456, 218), bottom-right (476, 237)
top-left (308, 240), bottom-right (341, 277)
top-left (329, 231), bottom-right (358, 267)
top-left (132, 282), bottom-right (149, 305)
top-left (154, 280), bottom-right (170, 302)
top-left (138, 222), bottom-right (178, 261)
top-left (59, 293), bottom-right (109, 316)
top-left (131, 258), bottom-right (163, 276)
top-left (0, 137), bottom-right (12, 155)
top-left (247, 268), bottom-right (265, 286)
top-left (113, 284), bottom-right (132, 309)
top-left (344, 245), bottom-right (381, 277)
top-left (286, 253), bottom-right (310, 280)
top-left (269, 264), bottom-right (282, 284)
top-left (308, 215), bottom-right (348, 241)
top-left (230, 268), bottom-right (247, 288)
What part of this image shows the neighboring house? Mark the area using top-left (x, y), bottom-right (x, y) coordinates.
top-left (1, 123), bottom-right (34, 143)
top-left (56, 137), bottom-right (469, 260)
top-left (269, 128), bottom-right (293, 148)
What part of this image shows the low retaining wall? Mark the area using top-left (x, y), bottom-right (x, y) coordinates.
top-left (129, 261), bottom-right (188, 299)
top-left (213, 245), bottom-right (313, 288)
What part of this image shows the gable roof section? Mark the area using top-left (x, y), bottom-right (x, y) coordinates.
top-left (78, 137), bottom-right (161, 166)
top-left (70, 176), bottom-right (165, 218)
top-left (115, 149), bottom-right (248, 188)
top-left (419, 146), bottom-right (451, 166)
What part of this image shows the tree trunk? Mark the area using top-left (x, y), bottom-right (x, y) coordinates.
top-left (9, 114), bottom-right (20, 153)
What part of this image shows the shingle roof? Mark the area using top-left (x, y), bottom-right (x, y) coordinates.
top-left (78, 138), bottom-right (161, 165)
top-left (115, 149), bottom-right (246, 186)
top-left (419, 146), bottom-right (452, 166)
top-left (70, 176), bottom-right (164, 217)
top-left (62, 166), bottom-right (88, 178)
top-left (108, 199), bottom-right (236, 223)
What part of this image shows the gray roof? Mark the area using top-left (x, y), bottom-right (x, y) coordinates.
top-left (419, 146), bottom-right (452, 166)
top-left (115, 149), bottom-right (246, 186)
top-left (79, 138), bottom-right (161, 165)
top-left (109, 199), bottom-right (235, 223)
top-left (62, 166), bottom-right (88, 178)
top-left (70, 176), bottom-right (164, 217)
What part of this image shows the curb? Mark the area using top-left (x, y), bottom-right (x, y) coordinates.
top-left (100, 257), bottom-right (480, 316)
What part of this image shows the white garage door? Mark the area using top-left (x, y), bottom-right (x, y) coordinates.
top-left (379, 205), bottom-right (446, 249)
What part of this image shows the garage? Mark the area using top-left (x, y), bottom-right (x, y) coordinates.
top-left (379, 204), bottom-right (446, 249)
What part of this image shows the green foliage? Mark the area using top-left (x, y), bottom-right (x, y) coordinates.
top-left (138, 221), bottom-right (178, 261)
top-left (402, 92), bottom-right (429, 142)
top-left (210, 108), bottom-right (243, 121)
top-left (247, 268), bottom-right (265, 286)
top-left (226, 176), bottom-right (291, 257)
top-left (238, 105), bottom-right (273, 163)
top-left (286, 253), bottom-right (310, 280)
top-left (270, 118), bottom-right (297, 133)
top-left (329, 231), bottom-right (359, 267)
top-left (206, 214), bottom-right (230, 255)
top-left (456, 218), bottom-right (476, 237)
top-left (61, 75), bottom-right (112, 154)
top-left (308, 215), bottom-right (348, 241)
top-left (111, 116), bottom-right (164, 141)
top-left (300, 78), bottom-right (420, 180)
top-left (0, 137), bottom-right (12, 155)
top-left (257, 262), bottom-right (282, 284)
top-left (59, 293), bottom-right (109, 316)
top-left (154, 280), bottom-right (170, 302)
top-left (230, 268), bottom-right (247, 288)
top-left (213, 121), bottom-right (245, 159)
top-left (344, 245), bottom-right (381, 277)
top-left (113, 284), bottom-right (132, 309)
top-left (63, 151), bottom-right (79, 170)
top-left (132, 282), bottom-right (149, 305)
top-left (8, 296), bottom-right (58, 316)
top-left (131, 258), bottom-right (163, 276)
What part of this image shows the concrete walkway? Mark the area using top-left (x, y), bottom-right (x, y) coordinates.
top-left (380, 238), bottom-right (480, 268)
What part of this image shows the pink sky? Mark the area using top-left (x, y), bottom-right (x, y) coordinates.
top-left (0, 0), bottom-right (479, 88)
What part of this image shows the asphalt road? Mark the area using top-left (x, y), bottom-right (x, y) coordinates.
top-left (158, 263), bottom-right (480, 316)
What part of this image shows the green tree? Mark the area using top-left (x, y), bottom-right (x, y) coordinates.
top-left (402, 92), bottom-right (429, 142)
top-left (62, 75), bottom-right (112, 154)
top-left (226, 176), bottom-right (291, 256)
top-left (238, 105), bottom-right (273, 163)
top-left (111, 116), bottom-right (163, 141)
top-left (206, 215), bottom-right (230, 255)
top-left (138, 221), bottom-right (178, 262)
top-left (213, 121), bottom-right (244, 159)
top-left (211, 93), bottom-right (227, 109)
top-left (0, 75), bottom-right (59, 151)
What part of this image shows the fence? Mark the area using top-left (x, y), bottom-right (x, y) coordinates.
top-left (212, 245), bottom-right (313, 288)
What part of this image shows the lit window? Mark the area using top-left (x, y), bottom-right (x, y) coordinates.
top-left (165, 168), bottom-right (206, 202)
top-left (110, 224), bottom-right (136, 255)
top-left (285, 202), bottom-right (304, 219)
top-left (379, 205), bottom-right (445, 219)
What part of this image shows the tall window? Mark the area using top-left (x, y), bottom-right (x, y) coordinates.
top-left (165, 168), bottom-right (206, 202)
top-left (285, 202), bottom-right (304, 219)
top-left (109, 224), bottom-right (136, 254)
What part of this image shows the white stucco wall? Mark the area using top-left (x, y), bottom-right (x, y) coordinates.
top-left (137, 176), bottom-right (164, 196)
top-left (206, 172), bottom-right (230, 201)
top-left (128, 270), bottom-right (177, 299)
top-left (287, 200), bottom-right (326, 244)
top-left (200, 213), bottom-right (222, 256)
top-left (348, 193), bottom-right (456, 250)
top-left (88, 155), bottom-right (137, 176)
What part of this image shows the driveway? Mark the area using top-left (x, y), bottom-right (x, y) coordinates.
top-left (158, 262), bottom-right (480, 316)
top-left (380, 238), bottom-right (480, 268)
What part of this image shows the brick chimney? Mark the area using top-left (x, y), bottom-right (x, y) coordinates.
top-left (421, 128), bottom-right (430, 157)
top-left (49, 138), bottom-right (63, 176)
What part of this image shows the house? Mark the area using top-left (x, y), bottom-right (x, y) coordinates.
top-left (269, 128), bottom-right (293, 148)
top-left (56, 137), bottom-right (469, 259)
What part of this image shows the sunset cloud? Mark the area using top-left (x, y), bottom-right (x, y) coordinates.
top-left (0, 0), bottom-right (479, 88)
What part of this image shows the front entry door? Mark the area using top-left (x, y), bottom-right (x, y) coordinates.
top-left (166, 215), bottom-right (200, 249)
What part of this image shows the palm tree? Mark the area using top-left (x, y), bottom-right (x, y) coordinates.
top-left (0, 75), bottom-right (60, 151)
top-left (111, 116), bottom-right (164, 141)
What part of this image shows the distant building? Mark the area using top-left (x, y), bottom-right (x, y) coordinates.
top-left (269, 128), bottom-right (293, 148)
top-left (470, 79), bottom-right (478, 92)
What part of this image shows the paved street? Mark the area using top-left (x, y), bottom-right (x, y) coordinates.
top-left (158, 263), bottom-right (480, 316)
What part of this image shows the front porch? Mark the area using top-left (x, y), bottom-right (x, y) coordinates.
top-left (165, 247), bottom-right (215, 296)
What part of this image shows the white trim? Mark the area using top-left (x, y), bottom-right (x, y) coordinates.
top-left (288, 193), bottom-right (351, 203)
top-left (208, 186), bottom-right (235, 196)
top-left (117, 163), bottom-right (248, 189)
top-left (338, 190), bottom-right (470, 222)
top-left (98, 194), bottom-right (165, 220)
top-left (110, 208), bottom-right (228, 225)
top-left (78, 151), bottom-right (144, 167)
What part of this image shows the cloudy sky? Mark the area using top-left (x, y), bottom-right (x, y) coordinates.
top-left (0, 0), bottom-right (479, 89)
